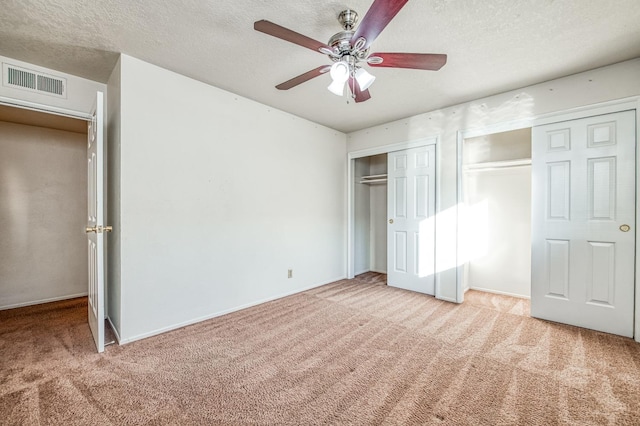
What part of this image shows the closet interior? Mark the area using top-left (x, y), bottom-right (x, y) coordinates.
top-left (0, 105), bottom-right (88, 310)
top-left (462, 127), bottom-right (532, 298)
top-left (354, 153), bottom-right (388, 277)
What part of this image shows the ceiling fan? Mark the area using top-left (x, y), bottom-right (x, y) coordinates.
top-left (254, 0), bottom-right (447, 103)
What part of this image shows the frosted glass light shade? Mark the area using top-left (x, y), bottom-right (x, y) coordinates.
top-left (355, 68), bottom-right (376, 90)
top-left (327, 79), bottom-right (346, 96)
top-left (329, 62), bottom-right (349, 83)
top-left (328, 61), bottom-right (350, 96)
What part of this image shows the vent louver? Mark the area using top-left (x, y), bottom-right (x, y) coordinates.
top-left (2, 63), bottom-right (67, 98)
top-left (7, 67), bottom-right (36, 90)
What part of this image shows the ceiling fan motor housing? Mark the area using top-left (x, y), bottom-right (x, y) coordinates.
top-left (329, 10), bottom-right (370, 61)
top-left (338, 9), bottom-right (358, 30)
top-left (328, 30), bottom-right (355, 54)
top-left (328, 14), bottom-right (369, 62)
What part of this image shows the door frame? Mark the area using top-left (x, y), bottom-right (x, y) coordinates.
top-left (456, 96), bottom-right (640, 342)
top-left (347, 136), bottom-right (440, 292)
top-left (0, 96), bottom-right (92, 121)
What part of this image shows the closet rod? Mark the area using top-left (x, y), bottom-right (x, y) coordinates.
top-left (463, 158), bottom-right (531, 172)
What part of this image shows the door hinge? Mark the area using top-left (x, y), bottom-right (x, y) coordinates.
top-left (85, 225), bottom-right (113, 234)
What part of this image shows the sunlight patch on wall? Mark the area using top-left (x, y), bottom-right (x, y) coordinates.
top-left (458, 199), bottom-right (490, 265)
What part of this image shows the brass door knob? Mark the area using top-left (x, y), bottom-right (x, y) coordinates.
top-left (620, 224), bottom-right (631, 232)
top-left (389, 219), bottom-right (394, 224)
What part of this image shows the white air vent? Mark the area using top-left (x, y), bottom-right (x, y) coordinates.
top-left (2, 63), bottom-right (67, 98)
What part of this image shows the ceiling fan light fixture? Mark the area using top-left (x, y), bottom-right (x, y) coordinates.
top-left (355, 68), bottom-right (376, 90)
top-left (327, 79), bottom-right (346, 96)
top-left (327, 61), bottom-right (350, 96)
top-left (329, 61), bottom-right (350, 83)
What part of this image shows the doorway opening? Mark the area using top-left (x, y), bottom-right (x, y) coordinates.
top-left (460, 127), bottom-right (532, 299)
top-left (0, 103), bottom-right (113, 349)
top-left (354, 153), bottom-right (388, 280)
top-left (348, 137), bottom-right (438, 296)
top-left (0, 104), bottom-right (88, 309)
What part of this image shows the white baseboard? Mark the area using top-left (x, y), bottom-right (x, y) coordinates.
top-left (0, 292), bottom-right (88, 311)
top-left (468, 286), bottom-right (530, 300)
top-left (370, 269), bottom-right (387, 274)
top-left (119, 276), bottom-right (347, 345)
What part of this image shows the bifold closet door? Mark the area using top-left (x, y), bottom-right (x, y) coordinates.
top-left (387, 145), bottom-right (436, 295)
top-left (531, 110), bottom-right (636, 337)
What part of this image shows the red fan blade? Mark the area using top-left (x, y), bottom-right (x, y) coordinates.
top-left (254, 20), bottom-right (331, 54)
top-left (349, 78), bottom-right (372, 103)
top-left (350, 0), bottom-right (409, 50)
top-left (276, 66), bottom-right (329, 90)
top-left (368, 53), bottom-right (447, 70)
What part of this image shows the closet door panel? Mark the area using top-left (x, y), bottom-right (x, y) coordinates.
top-left (387, 145), bottom-right (436, 295)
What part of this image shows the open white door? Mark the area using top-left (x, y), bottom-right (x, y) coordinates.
top-left (531, 110), bottom-right (636, 337)
top-left (86, 91), bottom-right (105, 352)
top-left (387, 145), bottom-right (436, 295)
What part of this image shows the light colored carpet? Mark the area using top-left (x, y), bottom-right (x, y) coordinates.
top-left (1, 276), bottom-right (640, 425)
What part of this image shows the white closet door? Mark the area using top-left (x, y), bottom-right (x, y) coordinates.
top-left (87, 91), bottom-right (105, 352)
top-left (531, 110), bottom-right (636, 337)
top-left (387, 145), bottom-right (436, 295)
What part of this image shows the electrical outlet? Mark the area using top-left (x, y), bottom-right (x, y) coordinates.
top-left (287, 269), bottom-right (293, 279)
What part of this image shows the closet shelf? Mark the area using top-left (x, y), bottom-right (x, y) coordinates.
top-left (359, 173), bottom-right (388, 184)
top-left (463, 158), bottom-right (531, 171)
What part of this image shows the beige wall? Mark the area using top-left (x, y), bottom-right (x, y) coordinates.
top-left (0, 120), bottom-right (87, 309)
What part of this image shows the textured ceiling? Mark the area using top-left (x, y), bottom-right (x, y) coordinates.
top-left (1, 0), bottom-right (639, 132)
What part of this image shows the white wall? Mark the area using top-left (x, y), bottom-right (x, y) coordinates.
top-left (347, 58), bottom-right (640, 302)
top-left (116, 55), bottom-right (347, 343)
top-left (106, 57), bottom-right (122, 337)
top-left (463, 128), bottom-right (532, 164)
top-left (464, 166), bottom-right (531, 297)
top-left (0, 121), bottom-right (87, 309)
